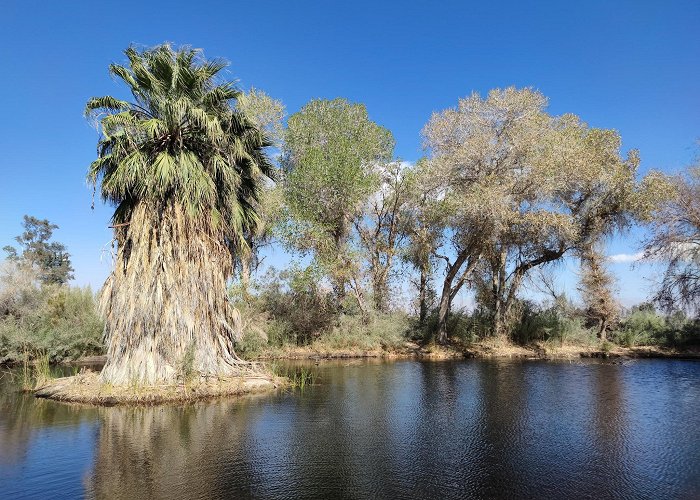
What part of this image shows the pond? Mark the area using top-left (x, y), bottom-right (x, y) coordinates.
top-left (1, 358), bottom-right (698, 499)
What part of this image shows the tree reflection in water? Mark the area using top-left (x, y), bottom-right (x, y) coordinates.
top-left (1, 360), bottom-right (697, 499)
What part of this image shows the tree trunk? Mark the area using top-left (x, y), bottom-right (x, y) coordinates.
top-left (332, 221), bottom-right (349, 304)
top-left (493, 309), bottom-right (504, 339)
top-left (598, 318), bottom-right (607, 341)
top-left (436, 279), bottom-right (452, 344)
top-left (418, 267), bottom-right (428, 326)
top-left (348, 272), bottom-right (369, 317)
top-left (492, 289), bottom-right (504, 338)
top-left (435, 251), bottom-right (471, 344)
top-left (99, 202), bottom-right (248, 386)
top-left (372, 268), bottom-right (389, 313)
top-left (491, 249), bottom-right (508, 339)
top-left (332, 274), bottom-right (347, 303)
top-left (492, 244), bottom-right (567, 340)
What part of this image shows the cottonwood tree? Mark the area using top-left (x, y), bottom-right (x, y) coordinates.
top-left (3, 215), bottom-right (74, 285)
top-left (237, 88), bottom-right (286, 149)
top-left (481, 116), bottom-right (641, 337)
top-left (402, 162), bottom-right (443, 325)
top-left (409, 158), bottom-right (484, 342)
top-left (0, 260), bottom-right (40, 317)
top-left (86, 45), bottom-right (273, 385)
top-left (403, 231), bottom-right (438, 326)
top-left (423, 88), bottom-right (643, 341)
top-left (355, 160), bottom-right (413, 312)
top-left (643, 165), bottom-right (700, 315)
top-left (421, 88), bottom-right (549, 342)
top-left (282, 98), bottom-right (394, 309)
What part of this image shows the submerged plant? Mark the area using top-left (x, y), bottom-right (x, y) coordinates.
top-left (85, 44), bottom-right (273, 385)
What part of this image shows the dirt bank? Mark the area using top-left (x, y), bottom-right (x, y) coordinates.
top-left (252, 341), bottom-right (700, 362)
top-left (34, 371), bottom-right (284, 406)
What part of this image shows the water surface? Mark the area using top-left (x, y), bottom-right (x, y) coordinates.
top-left (1, 359), bottom-right (698, 499)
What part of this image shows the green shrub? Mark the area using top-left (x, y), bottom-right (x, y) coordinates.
top-left (231, 265), bottom-right (411, 356)
top-left (508, 298), bottom-right (596, 345)
top-left (236, 330), bottom-right (269, 359)
top-left (0, 264), bottom-right (104, 365)
top-left (232, 265), bottom-right (339, 349)
top-left (320, 312), bottom-right (409, 351)
top-left (617, 307), bottom-right (666, 346)
top-left (612, 304), bottom-right (700, 348)
top-left (410, 307), bottom-right (488, 345)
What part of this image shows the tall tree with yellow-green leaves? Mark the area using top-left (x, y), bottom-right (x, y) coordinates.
top-left (282, 98), bottom-right (394, 309)
top-left (86, 45), bottom-right (273, 385)
top-left (422, 88), bottom-right (646, 342)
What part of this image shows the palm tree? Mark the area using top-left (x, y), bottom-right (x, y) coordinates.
top-left (86, 45), bottom-right (273, 385)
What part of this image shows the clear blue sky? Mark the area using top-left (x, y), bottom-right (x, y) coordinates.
top-left (1, 0), bottom-right (698, 306)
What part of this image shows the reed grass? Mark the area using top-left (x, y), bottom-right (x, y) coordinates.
top-left (269, 363), bottom-right (318, 390)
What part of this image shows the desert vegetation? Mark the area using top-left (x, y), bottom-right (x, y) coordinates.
top-left (229, 86), bottom-right (699, 358)
top-left (1, 43), bottom-right (699, 399)
top-left (0, 217), bottom-right (102, 365)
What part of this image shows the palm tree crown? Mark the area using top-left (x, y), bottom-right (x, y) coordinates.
top-left (86, 44), bottom-right (273, 249)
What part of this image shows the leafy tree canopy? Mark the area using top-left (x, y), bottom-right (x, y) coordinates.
top-left (85, 44), bottom-right (273, 252)
top-left (282, 98), bottom-right (395, 248)
top-left (3, 215), bottom-right (74, 285)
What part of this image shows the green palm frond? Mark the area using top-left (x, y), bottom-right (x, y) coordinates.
top-left (86, 44), bottom-right (273, 254)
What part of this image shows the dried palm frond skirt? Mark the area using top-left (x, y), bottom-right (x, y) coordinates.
top-left (98, 202), bottom-right (256, 386)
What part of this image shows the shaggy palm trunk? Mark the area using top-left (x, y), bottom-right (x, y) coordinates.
top-left (240, 253), bottom-right (252, 298)
top-left (99, 202), bottom-right (247, 386)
